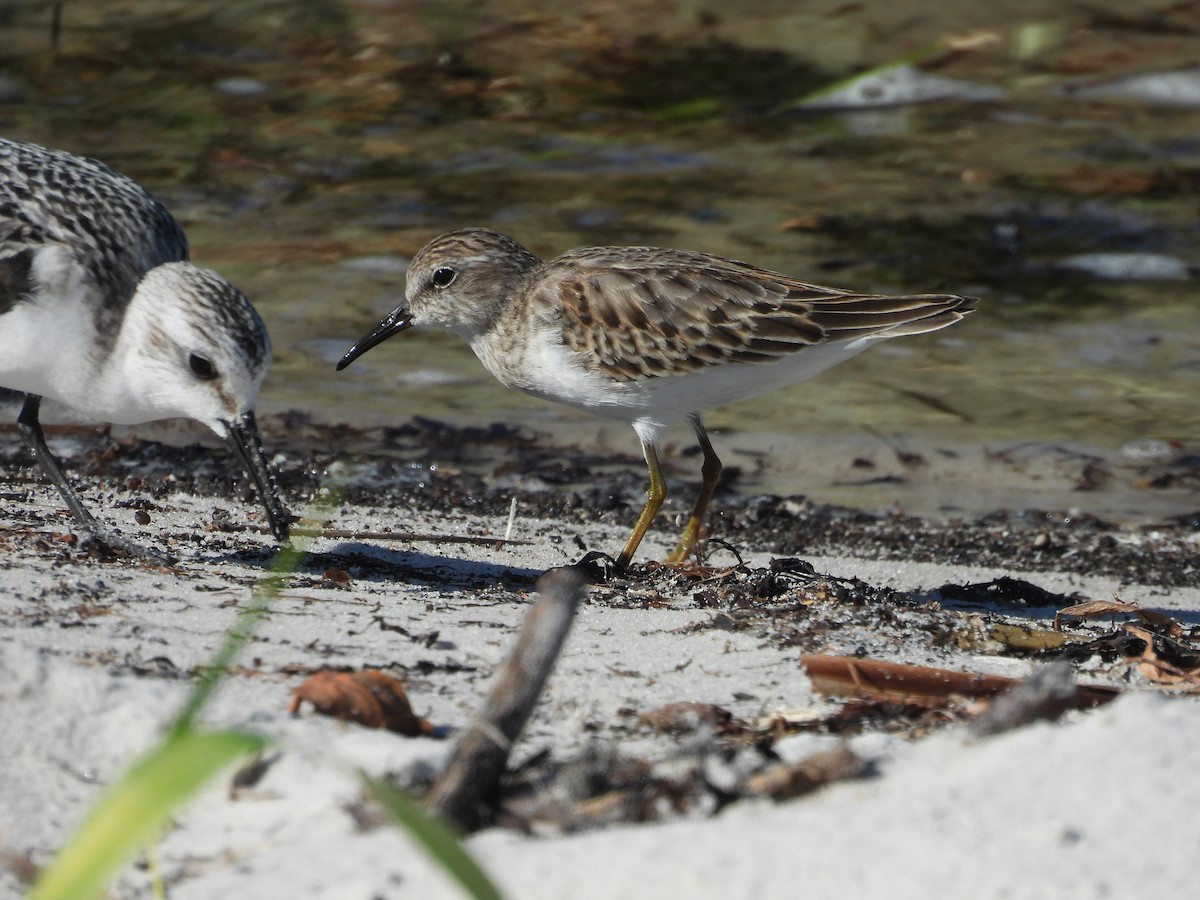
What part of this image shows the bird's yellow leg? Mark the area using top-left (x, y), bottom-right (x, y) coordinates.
top-left (615, 439), bottom-right (667, 571)
top-left (665, 416), bottom-right (722, 565)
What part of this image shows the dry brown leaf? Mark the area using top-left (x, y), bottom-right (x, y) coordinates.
top-left (1134, 656), bottom-right (1200, 687)
top-left (1054, 598), bottom-right (1139, 629)
top-left (321, 567), bottom-right (352, 586)
top-left (1055, 599), bottom-right (1183, 636)
top-left (1129, 607), bottom-right (1186, 637)
top-left (289, 670), bottom-right (436, 736)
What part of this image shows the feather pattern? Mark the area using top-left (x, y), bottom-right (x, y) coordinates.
top-left (532, 247), bottom-right (972, 382)
top-left (0, 139), bottom-right (188, 348)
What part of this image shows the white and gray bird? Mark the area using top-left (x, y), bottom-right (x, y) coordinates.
top-left (0, 137), bottom-right (289, 557)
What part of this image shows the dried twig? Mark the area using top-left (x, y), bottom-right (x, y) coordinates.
top-left (802, 654), bottom-right (1119, 709)
top-left (426, 567), bottom-right (587, 831)
top-left (286, 526), bottom-right (530, 546)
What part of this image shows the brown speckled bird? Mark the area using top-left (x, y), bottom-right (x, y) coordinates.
top-left (339, 227), bottom-right (974, 569)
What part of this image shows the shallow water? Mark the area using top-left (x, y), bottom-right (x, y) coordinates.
top-left (2, 0), bottom-right (1198, 509)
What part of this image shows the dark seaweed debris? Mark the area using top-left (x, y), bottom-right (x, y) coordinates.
top-left (1, 414), bottom-right (1196, 588)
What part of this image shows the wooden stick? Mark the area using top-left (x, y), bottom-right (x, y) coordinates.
top-left (426, 567), bottom-right (587, 831)
top-left (801, 654), bottom-right (1119, 709)
top-left (0, 524), bottom-right (531, 549)
top-left (288, 526), bottom-right (532, 546)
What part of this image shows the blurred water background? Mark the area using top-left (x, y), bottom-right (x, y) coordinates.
top-left (2, 0), bottom-right (1198, 515)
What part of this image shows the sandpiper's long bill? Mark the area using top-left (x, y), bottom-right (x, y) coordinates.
top-left (221, 410), bottom-right (290, 543)
top-left (337, 308), bottom-right (413, 369)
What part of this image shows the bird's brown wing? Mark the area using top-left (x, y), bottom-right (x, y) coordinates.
top-left (540, 246), bottom-right (974, 382)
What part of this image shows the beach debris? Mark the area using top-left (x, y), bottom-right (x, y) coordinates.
top-left (633, 701), bottom-right (742, 736)
top-left (982, 622), bottom-right (1068, 652)
top-left (321, 567), bottom-right (353, 587)
top-left (427, 567), bottom-right (587, 831)
top-left (1124, 625), bottom-right (1200, 688)
top-left (741, 744), bottom-right (868, 802)
top-left (495, 733), bottom-right (868, 833)
top-left (802, 654), bottom-right (1119, 711)
top-left (1052, 620), bottom-right (1200, 686)
top-left (504, 496), bottom-right (518, 541)
top-left (1058, 66), bottom-right (1200, 107)
top-left (288, 670), bottom-right (436, 736)
top-left (499, 741), bottom-right (736, 834)
top-left (1044, 597), bottom-right (1199, 681)
top-left (0, 847), bottom-right (39, 888)
top-left (937, 576), bottom-right (1078, 610)
top-left (790, 62), bottom-right (1004, 111)
top-left (229, 752), bottom-right (281, 796)
top-left (1054, 597), bottom-right (1182, 635)
top-left (1054, 251), bottom-right (1193, 281)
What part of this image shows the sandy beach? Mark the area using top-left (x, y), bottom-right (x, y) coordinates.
top-left (5, 1), bottom-right (1200, 896)
top-left (1, 418), bottom-right (1197, 898)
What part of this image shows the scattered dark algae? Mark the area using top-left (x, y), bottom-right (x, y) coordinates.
top-left (2, 415), bottom-right (1196, 589)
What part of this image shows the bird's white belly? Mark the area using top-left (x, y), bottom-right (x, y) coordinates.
top-left (0, 245), bottom-right (129, 418)
top-left (473, 326), bottom-right (881, 427)
top-left (625, 336), bottom-right (878, 413)
top-left (1, 298), bottom-right (101, 406)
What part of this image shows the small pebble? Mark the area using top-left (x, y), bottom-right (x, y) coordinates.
top-left (214, 77), bottom-right (269, 98)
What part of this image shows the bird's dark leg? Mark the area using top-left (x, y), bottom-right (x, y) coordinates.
top-left (615, 437), bottom-right (668, 572)
top-left (17, 394), bottom-right (166, 562)
top-left (17, 394), bottom-right (100, 529)
top-left (665, 414), bottom-right (722, 565)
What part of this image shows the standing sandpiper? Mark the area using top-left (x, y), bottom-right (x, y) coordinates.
top-left (0, 138), bottom-right (290, 558)
top-left (339, 227), bottom-right (973, 569)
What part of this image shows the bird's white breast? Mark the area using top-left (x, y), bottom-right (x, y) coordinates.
top-left (0, 245), bottom-right (107, 406)
top-left (471, 323), bottom-right (642, 418)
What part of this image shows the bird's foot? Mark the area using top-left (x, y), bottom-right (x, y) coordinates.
top-left (77, 527), bottom-right (175, 567)
top-left (663, 541), bottom-right (699, 567)
top-left (569, 550), bottom-right (621, 583)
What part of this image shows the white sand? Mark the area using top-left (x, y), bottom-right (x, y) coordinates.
top-left (1, 487), bottom-right (1197, 898)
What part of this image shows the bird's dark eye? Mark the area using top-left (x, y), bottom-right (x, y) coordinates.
top-left (188, 353), bottom-right (217, 380)
top-left (431, 266), bottom-right (457, 288)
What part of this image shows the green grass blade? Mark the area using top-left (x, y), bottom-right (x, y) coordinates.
top-left (776, 42), bottom-right (944, 112)
top-left (31, 729), bottom-right (266, 900)
top-left (362, 773), bottom-right (504, 900)
top-left (169, 543), bottom-right (304, 740)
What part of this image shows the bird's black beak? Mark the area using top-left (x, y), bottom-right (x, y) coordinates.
top-left (224, 410), bottom-right (290, 543)
top-left (336, 306), bottom-right (413, 370)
